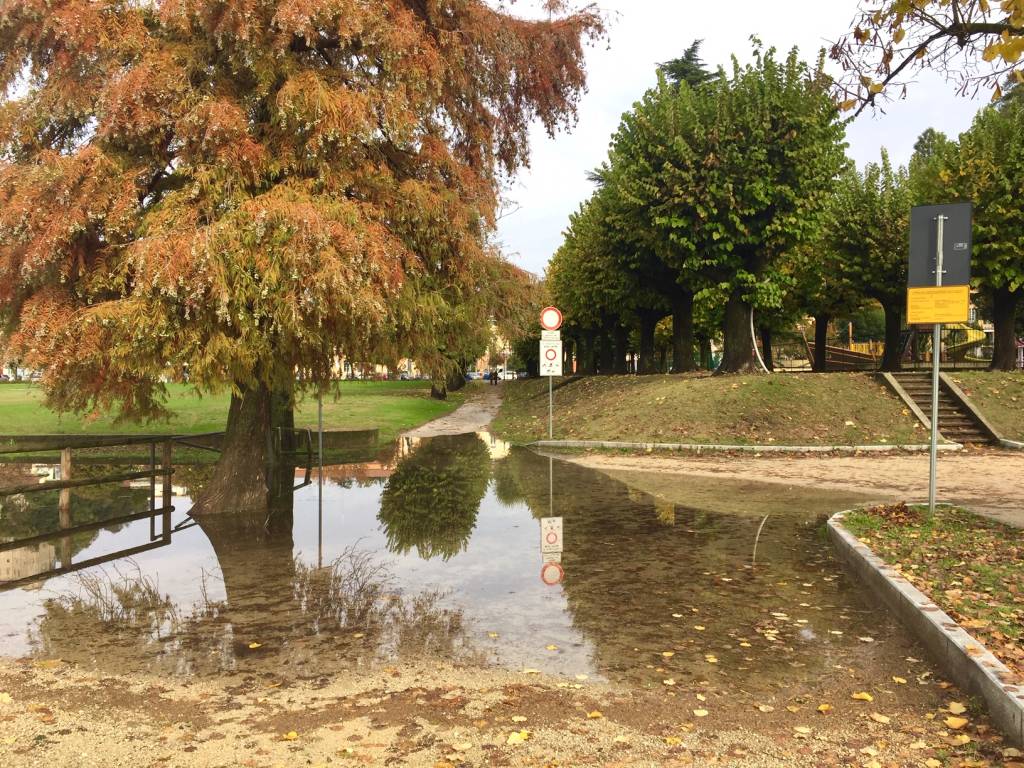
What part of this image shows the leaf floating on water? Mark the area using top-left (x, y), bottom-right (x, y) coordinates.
top-left (506, 730), bottom-right (530, 745)
top-left (487, 632), bottom-right (499, 639)
top-left (545, 645), bottom-right (559, 651)
top-left (851, 691), bottom-right (874, 702)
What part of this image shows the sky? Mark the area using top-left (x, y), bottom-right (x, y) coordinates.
top-left (495, 0), bottom-right (987, 277)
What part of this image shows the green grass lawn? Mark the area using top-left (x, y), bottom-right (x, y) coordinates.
top-left (493, 372), bottom-right (925, 446)
top-left (0, 380), bottom-right (462, 445)
top-left (948, 371), bottom-right (1024, 441)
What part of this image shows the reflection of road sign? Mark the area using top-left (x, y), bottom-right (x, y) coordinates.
top-left (909, 203), bottom-right (972, 288)
top-left (540, 306), bottom-right (563, 331)
top-left (541, 561), bottom-right (564, 586)
top-left (541, 329), bottom-right (561, 342)
top-left (907, 285), bottom-right (970, 325)
top-left (541, 517), bottom-right (563, 554)
top-left (539, 340), bottom-right (563, 377)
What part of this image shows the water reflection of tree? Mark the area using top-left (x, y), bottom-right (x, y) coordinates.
top-left (378, 434), bottom-right (490, 561)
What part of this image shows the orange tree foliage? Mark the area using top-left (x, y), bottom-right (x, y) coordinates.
top-left (0, 0), bottom-right (601, 419)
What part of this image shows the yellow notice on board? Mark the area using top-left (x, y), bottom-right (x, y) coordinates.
top-left (907, 285), bottom-right (970, 325)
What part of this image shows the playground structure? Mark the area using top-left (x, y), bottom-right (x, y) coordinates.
top-left (800, 323), bottom-right (993, 372)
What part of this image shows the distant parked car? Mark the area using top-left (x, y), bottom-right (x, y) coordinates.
top-left (516, 370), bottom-right (529, 379)
top-left (0, 374), bottom-right (9, 382)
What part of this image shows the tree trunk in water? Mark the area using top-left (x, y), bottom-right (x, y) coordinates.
top-left (191, 382), bottom-right (274, 516)
top-left (671, 293), bottom-right (697, 373)
top-left (991, 288), bottom-right (1020, 371)
top-left (759, 327), bottom-right (774, 372)
top-left (813, 314), bottom-right (830, 373)
top-left (718, 290), bottom-right (755, 373)
top-left (881, 302), bottom-right (903, 372)
top-left (638, 314), bottom-right (659, 375)
top-left (613, 325), bottom-right (629, 374)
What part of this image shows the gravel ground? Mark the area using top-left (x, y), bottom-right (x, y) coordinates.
top-left (0, 654), bottom-right (1016, 767)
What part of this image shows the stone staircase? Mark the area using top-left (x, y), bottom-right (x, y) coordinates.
top-left (891, 372), bottom-right (995, 445)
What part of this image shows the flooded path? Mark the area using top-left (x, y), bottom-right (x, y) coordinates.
top-left (0, 434), bottom-right (1013, 766)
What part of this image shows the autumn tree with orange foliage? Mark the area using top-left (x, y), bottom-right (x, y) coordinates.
top-left (0, 0), bottom-right (602, 514)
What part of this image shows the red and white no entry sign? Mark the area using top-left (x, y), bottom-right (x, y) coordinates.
top-left (540, 561), bottom-right (564, 586)
top-left (540, 306), bottom-right (563, 331)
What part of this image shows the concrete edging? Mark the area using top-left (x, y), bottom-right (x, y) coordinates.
top-left (1002, 439), bottom-right (1024, 451)
top-left (530, 440), bottom-right (964, 454)
top-left (828, 510), bottom-right (1024, 747)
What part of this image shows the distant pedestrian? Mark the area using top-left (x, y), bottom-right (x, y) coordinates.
top-left (491, 369), bottom-right (498, 386)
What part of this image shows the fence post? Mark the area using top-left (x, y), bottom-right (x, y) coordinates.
top-left (59, 447), bottom-right (72, 528)
top-left (162, 440), bottom-right (173, 538)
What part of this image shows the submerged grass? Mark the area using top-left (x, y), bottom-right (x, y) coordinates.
top-left (843, 504), bottom-right (1024, 681)
top-left (493, 372), bottom-right (924, 446)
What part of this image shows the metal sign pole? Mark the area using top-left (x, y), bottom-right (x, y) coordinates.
top-left (929, 215), bottom-right (947, 518)
top-left (548, 374), bottom-right (553, 440)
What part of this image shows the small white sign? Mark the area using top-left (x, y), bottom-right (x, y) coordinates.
top-left (541, 330), bottom-right (561, 342)
top-left (540, 517), bottom-right (563, 554)
top-left (539, 340), bottom-right (563, 377)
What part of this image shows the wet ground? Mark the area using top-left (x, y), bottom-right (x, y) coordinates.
top-left (0, 433), bottom-right (1016, 766)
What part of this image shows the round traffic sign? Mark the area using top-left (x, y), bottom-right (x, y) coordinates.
top-left (544, 347), bottom-right (558, 361)
top-left (540, 561), bottom-right (564, 586)
top-left (545, 531), bottom-right (559, 545)
top-left (540, 306), bottom-right (563, 331)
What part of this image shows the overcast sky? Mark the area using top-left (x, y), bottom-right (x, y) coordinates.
top-left (496, 0), bottom-right (986, 276)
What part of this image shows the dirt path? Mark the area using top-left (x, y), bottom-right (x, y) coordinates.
top-left (0, 655), bottom-right (1012, 767)
top-left (561, 448), bottom-right (1024, 528)
top-left (404, 385), bottom-right (502, 438)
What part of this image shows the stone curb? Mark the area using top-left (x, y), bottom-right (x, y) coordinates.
top-left (1001, 439), bottom-right (1024, 451)
top-left (828, 510), bottom-right (1024, 747)
top-left (529, 440), bottom-right (964, 454)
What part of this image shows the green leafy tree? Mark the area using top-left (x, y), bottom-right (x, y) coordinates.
top-left (943, 97), bottom-right (1024, 370)
top-left (829, 153), bottom-right (912, 371)
top-left (611, 46), bottom-right (847, 373)
top-left (659, 39), bottom-right (714, 88)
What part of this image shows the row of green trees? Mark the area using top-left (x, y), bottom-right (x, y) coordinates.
top-left (548, 42), bottom-right (1024, 373)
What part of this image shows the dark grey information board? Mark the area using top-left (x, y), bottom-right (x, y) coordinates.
top-left (908, 203), bottom-right (972, 287)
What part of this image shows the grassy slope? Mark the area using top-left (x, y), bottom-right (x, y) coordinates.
top-left (493, 373), bottom-right (924, 446)
top-left (844, 505), bottom-right (1023, 680)
top-left (948, 371), bottom-right (1024, 441)
top-left (0, 381), bottom-right (461, 444)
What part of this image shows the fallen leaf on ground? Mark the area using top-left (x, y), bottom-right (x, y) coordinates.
top-left (693, 709), bottom-right (709, 717)
top-left (506, 730), bottom-right (530, 745)
top-left (944, 716), bottom-right (969, 729)
top-left (869, 712), bottom-right (890, 724)
top-left (587, 711), bottom-right (603, 719)
top-left (511, 716), bottom-right (527, 723)
top-left (892, 676), bottom-right (907, 684)
top-left (248, 642), bottom-right (262, 649)
top-left (852, 691), bottom-right (874, 702)
top-left (817, 704), bottom-right (832, 714)
top-left (282, 731), bottom-right (299, 741)
top-left (948, 702), bottom-right (967, 715)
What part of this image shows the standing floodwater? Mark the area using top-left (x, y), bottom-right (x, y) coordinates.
top-left (2, 434), bottom-right (928, 702)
